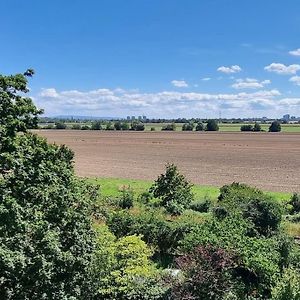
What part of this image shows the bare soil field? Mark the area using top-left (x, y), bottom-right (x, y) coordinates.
top-left (37, 130), bottom-right (300, 193)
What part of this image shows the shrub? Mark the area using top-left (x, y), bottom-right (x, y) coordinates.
top-left (72, 124), bottom-right (81, 130)
top-left (151, 127), bottom-right (156, 131)
top-left (55, 121), bottom-right (67, 129)
top-left (44, 123), bottom-right (54, 129)
top-left (121, 122), bottom-right (130, 130)
top-left (150, 164), bottom-right (194, 215)
top-left (182, 123), bottom-right (194, 131)
top-left (205, 119), bottom-right (219, 131)
top-left (81, 125), bottom-right (90, 130)
top-left (114, 121), bottom-right (122, 130)
top-left (91, 121), bottom-right (102, 130)
top-left (240, 124), bottom-right (253, 131)
top-left (170, 245), bottom-right (236, 300)
top-left (269, 121), bottom-right (281, 132)
top-left (190, 197), bottom-right (211, 213)
top-left (105, 122), bottom-right (114, 130)
top-left (131, 122), bottom-right (145, 131)
top-left (288, 193), bottom-right (300, 214)
top-left (253, 122), bottom-right (262, 132)
top-left (271, 268), bottom-right (300, 300)
top-left (91, 226), bottom-right (164, 299)
top-left (161, 123), bottom-right (176, 131)
top-left (218, 183), bottom-right (282, 236)
top-left (119, 187), bottom-right (134, 209)
top-left (195, 122), bottom-right (204, 131)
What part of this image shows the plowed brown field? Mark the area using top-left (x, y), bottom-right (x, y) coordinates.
top-left (37, 130), bottom-right (300, 192)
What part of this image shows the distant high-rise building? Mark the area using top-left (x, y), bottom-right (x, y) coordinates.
top-left (126, 116), bottom-right (131, 121)
top-left (283, 114), bottom-right (290, 121)
top-left (138, 116), bottom-right (142, 120)
top-left (142, 115), bottom-right (147, 120)
top-left (131, 116), bottom-right (136, 120)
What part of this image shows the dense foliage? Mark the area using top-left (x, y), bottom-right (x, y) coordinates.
top-left (269, 121), bottom-right (281, 132)
top-left (150, 164), bottom-right (194, 215)
top-left (1, 70), bottom-right (299, 299)
top-left (205, 119), bottom-right (219, 131)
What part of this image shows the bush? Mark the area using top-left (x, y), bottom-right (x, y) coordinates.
top-left (114, 121), bottom-right (122, 130)
top-left (44, 123), bottom-right (54, 129)
top-left (119, 187), bottom-right (134, 209)
top-left (271, 268), bottom-right (300, 300)
top-left (182, 123), bottom-right (194, 131)
top-left (105, 122), bottom-right (114, 130)
top-left (131, 122), bottom-right (145, 131)
top-left (205, 119), bottom-right (219, 131)
top-left (240, 124), bottom-right (253, 131)
top-left (121, 122), bottom-right (130, 130)
top-left (150, 164), bottom-right (194, 215)
top-left (81, 125), bottom-right (90, 130)
top-left (190, 198), bottom-right (211, 213)
top-left (91, 226), bottom-right (164, 299)
top-left (161, 123), bottom-right (176, 131)
top-left (218, 183), bottom-right (282, 236)
top-left (170, 245), bottom-right (236, 300)
top-left (72, 124), bottom-right (81, 130)
top-left (55, 121), bottom-right (67, 129)
top-left (253, 122), bottom-right (262, 132)
top-left (91, 121), bottom-right (102, 130)
top-left (195, 122), bottom-right (204, 131)
top-left (288, 193), bottom-right (300, 214)
top-left (269, 121), bottom-right (281, 132)
top-left (151, 127), bottom-right (156, 131)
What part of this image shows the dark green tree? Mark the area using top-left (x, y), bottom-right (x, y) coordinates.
top-left (269, 121), bottom-right (281, 132)
top-left (0, 70), bottom-right (96, 299)
top-left (195, 122), bottom-right (204, 131)
top-left (205, 119), bottom-right (219, 131)
top-left (253, 122), bottom-right (262, 132)
top-left (150, 164), bottom-right (194, 215)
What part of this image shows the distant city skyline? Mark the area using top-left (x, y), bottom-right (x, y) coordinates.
top-left (2, 0), bottom-right (300, 118)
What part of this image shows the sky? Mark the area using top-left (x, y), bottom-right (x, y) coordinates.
top-left (2, 0), bottom-right (300, 118)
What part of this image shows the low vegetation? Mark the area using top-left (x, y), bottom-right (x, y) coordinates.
top-left (1, 71), bottom-right (300, 299)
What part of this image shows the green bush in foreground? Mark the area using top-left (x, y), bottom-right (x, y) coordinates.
top-left (150, 164), bottom-right (194, 215)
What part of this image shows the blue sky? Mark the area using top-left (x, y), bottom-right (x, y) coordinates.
top-left (2, 0), bottom-right (300, 118)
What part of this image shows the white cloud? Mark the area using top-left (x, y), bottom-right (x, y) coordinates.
top-left (289, 48), bottom-right (300, 56)
top-left (202, 77), bottom-right (211, 81)
top-left (264, 63), bottom-right (300, 75)
top-left (36, 86), bottom-right (292, 118)
top-left (171, 80), bottom-right (188, 87)
top-left (217, 65), bottom-right (242, 74)
top-left (231, 78), bottom-right (271, 89)
top-left (289, 76), bottom-right (300, 86)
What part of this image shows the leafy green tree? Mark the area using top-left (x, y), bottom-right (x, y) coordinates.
top-left (55, 121), bottom-right (67, 129)
top-left (114, 121), bottom-right (122, 130)
top-left (150, 164), bottom-right (194, 215)
top-left (205, 119), bottom-right (219, 131)
top-left (161, 123), bottom-right (176, 131)
top-left (195, 122), bottom-right (204, 131)
top-left (121, 122), bottom-right (130, 130)
top-left (253, 122), bottom-right (262, 132)
top-left (240, 124), bottom-right (253, 131)
top-left (105, 121), bottom-right (114, 130)
top-left (269, 121), bottom-right (281, 132)
top-left (91, 120), bottom-right (102, 130)
top-left (0, 70), bottom-right (96, 299)
top-left (131, 121), bottom-right (145, 131)
top-left (182, 122), bottom-right (194, 131)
